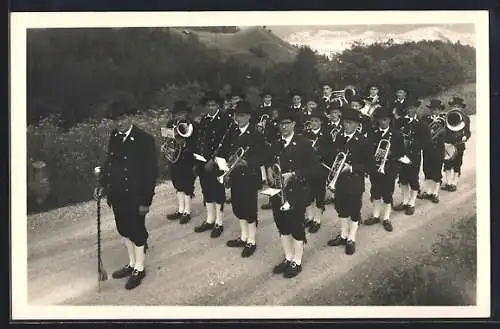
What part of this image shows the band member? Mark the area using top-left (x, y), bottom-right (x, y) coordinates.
top-left (318, 81), bottom-right (338, 110)
top-left (348, 95), bottom-right (371, 137)
top-left (393, 98), bottom-right (428, 215)
top-left (361, 84), bottom-right (384, 119)
top-left (302, 107), bottom-right (332, 233)
top-left (268, 110), bottom-right (317, 278)
top-left (327, 109), bottom-right (370, 255)
top-left (442, 97), bottom-right (472, 192)
top-left (94, 100), bottom-right (158, 290)
top-left (288, 89), bottom-right (307, 133)
top-left (364, 108), bottom-right (405, 232)
top-left (391, 87), bottom-right (409, 120)
top-left (260, 103), bottom-right (282, 211)
top-left (165, 100), bottom-right (197, 224)
top-left (221, 101), bottom-right (267, 257)
top-left (419, 99), bottom-right (446, 202)
top-left (256, 88), bottom-right (277, 186)
top-left (324, 103), bottom-right (344, 205)
top-left (193, 91), bottom-right (230, 238)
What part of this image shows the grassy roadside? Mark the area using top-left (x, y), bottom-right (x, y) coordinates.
top-left (368, 215), bottom-right (477, 305)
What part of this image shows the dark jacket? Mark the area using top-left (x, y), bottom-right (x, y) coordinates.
top-left (329, 130), bottom-right (370, 195)
top-left (366, 126), bottom-right (405, 175)
top-left (394, 115), bottom-right (430, 163)
top-left (99, 125), bottom-right (158, 207)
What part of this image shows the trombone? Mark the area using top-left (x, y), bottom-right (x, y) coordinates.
top-left (217, 146), bottom-right (250, 186)
top-left (322, 151), bottom-right (350, 195)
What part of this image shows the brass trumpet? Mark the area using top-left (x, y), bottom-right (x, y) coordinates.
top-left (265, 157), bottom-right (291, 210)
top-left (323, 151), bottom-right (349, 194)
top-left (374, 138), bottom-right (391, 174)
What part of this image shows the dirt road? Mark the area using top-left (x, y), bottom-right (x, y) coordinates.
top-left (26, 117), bottom-right (477, 306)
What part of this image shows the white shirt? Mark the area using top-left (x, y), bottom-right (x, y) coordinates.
top-left (238, 123), bottom-right (250, 136)
top-left (263, 102), bottom-right (272, 107)
top-left (312, 128), bottom-right (321, 135)
top-left (282, 132), bottom-right (294, 148)
top-left (344, 131), bottom-right (355, 143)
top-left (404, 114), bottom-right (417, 123)
top-left (379, 127), bottom-right (389, 136)
top-left (331, 119), bottom-right (341, 127)
top-left (120, 125), bottom-right (133, 142)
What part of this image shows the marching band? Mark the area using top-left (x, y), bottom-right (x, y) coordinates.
top-left (95, 84), bottom-right (472, 289)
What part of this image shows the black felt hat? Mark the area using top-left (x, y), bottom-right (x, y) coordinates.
top-left (200, 91), bottom-right (223, 105)
top-left (106, 99), bottom-right (138, 120)
top-left (172, 100), bottom-right (192, 114)
top-left (277, 109), bottom-right (298, 123)
top-left (372, 107), bottom-right (393, 119)
top-left (426, 99), bottom-right (445, 110)
top-left (342, 109), bottom-right (362, 122)
top-left (448, 97), bottom-right (466, 108)
top-left (233, 101), bottom-right (252, 114)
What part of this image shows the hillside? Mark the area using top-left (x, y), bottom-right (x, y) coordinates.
top-left (174, 26), bottom-right (298, 67)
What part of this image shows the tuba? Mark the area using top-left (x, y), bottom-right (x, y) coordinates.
top-left (263, 157), bottom-right (290, 210)
top-left (160, 119), bottom-right (194, 163)
top-left (429, 113), bottom-right (447, 141)
top-left (374, 138), bottom-right (391, 174)
top-left (332, 85), bottom-right (358, 107)
top-left (443, 108), bottom-right (467, 160)
top-left (323, 151), bottom-right (349, 195)
top-left (216, 146), bottom-right (250, 186)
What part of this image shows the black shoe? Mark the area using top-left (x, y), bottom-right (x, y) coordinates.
top-left (194, 221), bottom-right (214, 233)
top-left (363, 216), bottom-right (381, 226)
top-left (430, 194), bottom-right (440, 203)
top-left (167, 211), bottom-right (182, 220)
top-left (382, 219), bottom-right (393, 232)
top-left (226, 237), bottom-right (246, 248)
top-left (179, 213), bottom-right (191, 224)
top-left (308, 222), bottom-right (321, 233)
top-left (284, 261), bottom-right (302, 278)
top-left (327, 235), bottom-right (347, 247)
top-left (393, 203), bottom-right (408, 211)
top-left (417, 192), bottom-right (428, 200)
top-left (241, 243), bottom-right (256, 258)
top-left (450, 185), bottom-right (457, 192)
top-left (405, 205), bottom-right (415, 215)
top-left (273, 259), bottom-right (291, 274)
top-left (441, 184), bottom-right (450, 191)
top-left (125, 269), bottom-right (146, 290)
top-left (112, 265), bottom-right (134, 279)
top-left (345, 240), bottom-right (356, 255)
top-left (210, 224), bottom-right (224, 238)
top-left (261, 202), bottom-right (272, 210)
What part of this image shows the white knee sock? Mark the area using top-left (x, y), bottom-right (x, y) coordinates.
top-left (239, 220), bottom-right (248, 242)
top-left (305, 204), bottom-right (314, 220)
top-left (247, 222), bottom-right (257, 245)
top-left (408, 189), bottom-right (418, 207)
top-left (453, 171), bottom-right (460, 185)
top-left (372, 199), bottom-right (381, 218)
top-left (314, 206), bottom-right (323, 223)
top-left (124, 238), bottom-right (136, 267)
top-left (281, 235), bottom-right (294, 261)
top-left (134, 245), bottom-right (145, 271)
top-left (260, 165), bottom-right (267, 182)
top-left (348, 220), bottom-right (359, 242)
top-left (292, 238), bottom-right (304, 265)
top-left (425, 180), bottom-right (433, 194)
top-left (177, 192), bottom-right (185, 213)
top-left (184, 194), bottom-right (191, 214)
top-left (206, 202), bottom-right (215, 224)
top-left (383, 202), bottom-right (392, 221)
top-left (432, 182), bottom-right (440, 196)
top-left (401, 184), bottom-right (410, 204)
top-left (215, 203), bottom-right (223, 225)
top-left (445, 170), bottom-right (452, 185)
top-left (340, 218), bottom-right (349, 239)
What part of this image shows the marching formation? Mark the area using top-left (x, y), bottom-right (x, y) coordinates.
top-left (94, 83), bottom-right (471, 290)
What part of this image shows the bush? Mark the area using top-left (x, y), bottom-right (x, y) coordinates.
top-left (369, 216), bottom-right (477, 305)
top-left (27, 111), bottom-right (172, 213)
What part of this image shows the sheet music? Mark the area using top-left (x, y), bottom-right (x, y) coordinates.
top-left (260, 187), bottom-right (281, 197)
top-left (215, 157), bottom-right (229, 171)
top-left (193, 153), bottom-right (207, 162)
top-left (161, 127), bottom-right (175, 138)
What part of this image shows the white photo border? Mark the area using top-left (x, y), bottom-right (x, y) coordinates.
top-left (10, 10), bottom-right (491, 320)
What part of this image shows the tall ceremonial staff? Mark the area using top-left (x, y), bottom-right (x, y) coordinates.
top-left (94, 166), bottom-right (108, 289)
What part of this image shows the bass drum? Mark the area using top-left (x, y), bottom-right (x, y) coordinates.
top-left (444, 143), bottom-right (457, 161)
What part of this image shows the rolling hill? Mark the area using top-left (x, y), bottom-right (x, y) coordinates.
top-left (172, 26), bottom-right (299, 68)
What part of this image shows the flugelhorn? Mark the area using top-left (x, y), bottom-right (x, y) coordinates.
top-left (374, 138), bottom-right (391, 174)
top-left (257, 114), bottom-right (270, 132)
top-left (217, 146), bottom-right (250, 186)
top-left (323, 151), bottom-right (349, 194)
top-left (332, 85), bottom-right (357, 107)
